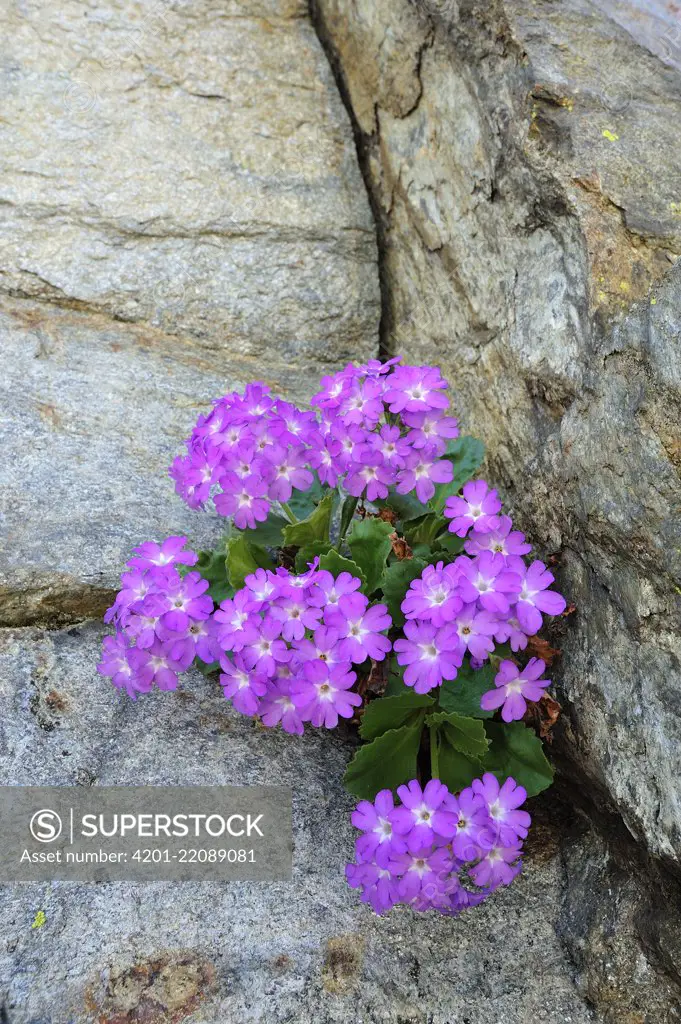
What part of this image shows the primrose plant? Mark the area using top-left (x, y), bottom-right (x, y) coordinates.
top-left (98, 358), bottom-right (567, 917)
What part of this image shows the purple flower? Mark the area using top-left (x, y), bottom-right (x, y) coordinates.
top-left (241, 617), bottom-right (291, 677)
top-left (480, 657), bottom-right (550, 721)
top-left (269, 593), bottom-right (323, 642)
top-left (314, 571), bottom-right (361, 612)
top-left (492, 613), bottom-right (529, 653)
top-left (345, 861), bottom-right (399, 915)
top-left (160, 614), bottom-right (219, 669)
top-left (455, 552), bottom-right (521, 615)
top-left (444, 480), bottom-right (502, 537)
top-left (444, 788), bottom-right (496, 861)
top-left (391, 779), bottom-right (457, 852)
top-left (128, 642), bottom-right (181, 692)
top-left (469, 841), bottom-right (523, 888)
top-left (264, 446), bottom-right (314, 503)
top-left (214, 473), bottom-right (270, 529)
top-left (325, 594), bottom-right (392, 664)
top-left (396, 447), bottom-right (453, 504)
top-left (511, 558), bottom-right (567, 635)
top-left (344, 453), bottom-right (393, 502)
top-left (454, 604), bottom-right (498, 660)
top-left (292, 626), bottom-right (345, 670)
top-left (213, 590), bottom-right (259, 651)
top-left (383, 365), bottom-right (449, 414)
top-left (346, 776), bottom-right (531, 917)
top-left (152, 571), bottom-right (213, 635)
top-left (97, 633), bottom-right (143, 697)
top-left (290, 661), bottom-right (361, 729)
top-left (127, 535), bottom-right (198, 570)
top-left (464, 515), bottom-right (532, 559)
top-left (243, 568), bottom-right (277, 606)
top-left (259, 677), bottom-right (306, 735)
top-left (220, 653), bottom-right (267, 717)
top-left (352, 789), bottom-right (407, 866)
top-left (401, 562), bottom-right (462, 627)
top-left (402, 409), bottom-right (459, 448)
top-left (392, 846), bottom-right (453, 902)
top-left (369, 424), bottom-right (411, 468)
top-left (393, 620), bottom-right (463, 693)
top-left (339, 377), bottom-right (385, 427)
top-left (472, 773), bottom-right (531, 844)
top-left (308, 436), bottom-right (342, 487)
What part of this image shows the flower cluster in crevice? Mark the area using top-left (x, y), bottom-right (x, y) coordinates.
top-left (97, 358), bottom-right (569, 919)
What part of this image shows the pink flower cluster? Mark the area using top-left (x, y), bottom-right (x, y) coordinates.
top-left (97, 537), bottom-right (218, 699)
top-left (346, 775), bottom-right (529, 915)
top-left (215, 564), bottom-right (392, 732)
top-left (311, 360), bottom-right (459, 503)
top-left (394, 479), bottom-right (566, 714)
top-left (170, 384), bottom-right (317, 528)
top-left (169, 360), bottom-right (461, 526)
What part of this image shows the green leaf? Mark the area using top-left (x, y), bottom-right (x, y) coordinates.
top-left (196, 545), bottom-right (234, 605)
top-left (434, 532), bottom-right (465, 556)
top-left (339, 494), bottom-right (359, 545)
top-left (359, 692), bottom-right (434, 741)
top-left (379, 558), bottom-right (427, 627)
top-left (287, 475), bottom-right (326, 520)
top-left (437, 740), bottom-right (485, 793)
top-left (404, 514), bottom-right (446, 548)
top-left (283, 491), bottom-right (335, 547)
top-left (426, 711), bottom-right (489, 758)
top-left (343, 724), bottom-right (422, 800)
top-left (196, 659), bottom-right (220, 677)
top-left (439, 659), bottom-right (496, 719)
top-left (385, 657), bottom-right (410, 696)
top-left (375, 488), bottom-right (427, 524)
top-left (226, 534), bottom-right (274, 590)
top-left (430, 436), bottom-right (485, 512)
top-left (294, 541), bottom-right (332, 573)
top-left (318, 549), bottom-right (367, 588)
top-left (239, 515), bottom-right (288, 549)
top-left (482, 721), bottom-right (554, 797)
top-left (348, 518), bottom-right (394, 594)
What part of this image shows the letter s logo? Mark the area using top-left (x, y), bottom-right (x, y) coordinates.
top-left (30, 809), bottom-right (63, 843)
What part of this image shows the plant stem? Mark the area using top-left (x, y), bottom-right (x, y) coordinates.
top-left (429, 724), bottom-right (440, 781)
top-left (336, 495), bottom-right (358, 551)
top-left (280, 502), bottom-right (298, 524)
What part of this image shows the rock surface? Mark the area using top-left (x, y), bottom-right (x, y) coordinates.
top-left (311, 0), bottom-right (681, 1016)
top-left (0, 0), bottom-right (379, 365)
top-left (0, 0), bottom-right (379, 625)
top-left (0, 295), bottom-right (326, 627)
top-left (2, 0), bottom-right (681, 1020)
top-left (0, 623), bottom-right (597, 1024)
top-left (312, 0), bottom-right (681, 876)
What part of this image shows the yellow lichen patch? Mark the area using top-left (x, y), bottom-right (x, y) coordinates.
top-left (31, 910), bottom-right (46, 930)
top-left (570, 178), bottom-right (676, 320)
top-left (602, 129), bottom-right (619, 142)
top-left (322, 935), bottom-right (366, 994)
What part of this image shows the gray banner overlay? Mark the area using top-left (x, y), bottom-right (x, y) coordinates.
top-left (0, 786), bottom-right (292, 882)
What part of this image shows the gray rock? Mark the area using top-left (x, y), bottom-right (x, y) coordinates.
top-left (0, 295), bottom-right (342, 627)
top-left (0, 0), bottom-right (381, 627)
top-left (0, 0), bottom-right (379, 362)
top-left (312, 0), bottom-right (681, 869)
top-left (0, 622), bottom-right (596, 1024)
top-left (311, 0), bottom-right (681, 1015)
